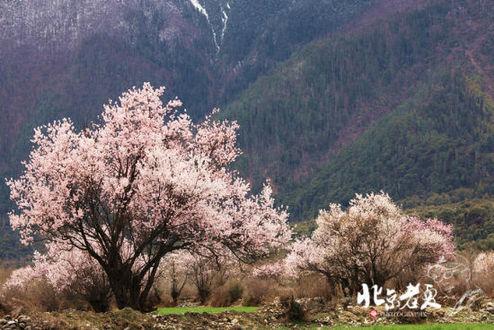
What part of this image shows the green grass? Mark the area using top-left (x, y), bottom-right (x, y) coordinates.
top-left (155, 306), bottom-right (259, 315)
top-left (332, 324), bottom-right (494, 330)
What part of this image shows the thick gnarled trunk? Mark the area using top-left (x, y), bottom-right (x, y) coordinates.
top-left (106, 268), bottom-right (146, 311)
top-left (106, 260), bottom-right (162, 312)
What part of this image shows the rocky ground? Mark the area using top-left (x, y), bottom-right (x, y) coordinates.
top-left (1, 298), bottom-right (493, 330)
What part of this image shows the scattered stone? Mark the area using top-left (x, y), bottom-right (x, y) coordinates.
top-left (0, 314), bottom-right (36, 330)
top-left (483, 301), bottom-right (494, 314)
top-left (454, 288), bottom-right (485, 310)
top-left (296, 297), bottom-right (327, 313)
top-left (1, 298), bottom-right (493, 329)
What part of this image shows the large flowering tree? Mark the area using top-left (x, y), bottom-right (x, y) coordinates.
top-left (7, 83), bottom-right (291, 310)
top-left (286, 193), bottom-right (454, 296)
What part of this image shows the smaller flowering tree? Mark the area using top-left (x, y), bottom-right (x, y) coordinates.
top-left (177, 246), bottom-right (242, 304)
top-left (4, 242), bottom-right (111, 312)
top-left (160, 252), bottom-right (191, 306)
top-left (286, 193), bottom-right (455, 296)
top-left (252, 261), bottom-right (287, 281)
top-left (473, 251), bottom-right (494, 296)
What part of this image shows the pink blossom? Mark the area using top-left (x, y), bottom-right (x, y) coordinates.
top-left (3, 242), bottom-right (105, 294)
top-left (285, 193), bottom-right (455, 292)
top-left (7, 83), bottom-right (291, 310)
top-left (252, 261), bottom-right (287, 280)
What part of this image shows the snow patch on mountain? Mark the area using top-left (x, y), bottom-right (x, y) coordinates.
top-left (189, 0), bottom-right (220, 51)
top-left (220, 2), bottom-right (231, 43)
top-left (189, 0), bottom-right (209, 19)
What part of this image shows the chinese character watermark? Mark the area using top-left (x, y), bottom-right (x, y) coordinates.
top-left (357, 283), bottom-right (441, 312)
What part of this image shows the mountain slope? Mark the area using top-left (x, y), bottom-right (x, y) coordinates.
top-left (2, 0), bottom-right (494, 256)
top-left (216, 0), bottom-right (377, 102)
top-left (223, 0), bottom-right (494, 219)
top-left (0, 0), bottom-right (393, 173)
top-left (289, 72), bottom-right (494, 218)
top-left (0, 0), bottom-right (406, 258)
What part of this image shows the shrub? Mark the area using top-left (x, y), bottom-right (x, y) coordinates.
top-left (241, 278), bottom-right (287, 306)
top-left (2, 243), bottom-right (111, 312)
top-left (2, 278), bottom-right (66, 312)
top-left (292, 274), bottom-right (332, 300)
top-left (0, 264), bottom-right (13, 313)
top-left (209, 280), bottom-right (244, 307)
top-left (242, 279), bottom-right (268, 306)
top-left (227, 282), bottom-right (244, 304)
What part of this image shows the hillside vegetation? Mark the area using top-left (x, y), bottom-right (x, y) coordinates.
top-left (224, 0), bottom-right (494, 220)
top-left (289, 73), bottom-right (494, 219)
top-left (0, 0), bottom-right (397, 259)
top-left (2, 0), bottom-right (494, 257)
top-left (411, 198), bottom-right (494, 250)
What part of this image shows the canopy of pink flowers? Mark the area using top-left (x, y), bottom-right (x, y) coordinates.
top-left (7, 83), bottom-right (291, 269)
top-left (286, 193), bottom-right (455, 283)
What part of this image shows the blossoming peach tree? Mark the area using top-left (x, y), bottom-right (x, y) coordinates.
top-left (7, 83), bottom-right (291, 311)
top-left (286, 193), bottom-right (455, 296)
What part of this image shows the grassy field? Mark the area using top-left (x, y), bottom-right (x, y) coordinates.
top-left (333, 324), bottom-right (494, 330)
top-left (155, 306), bottom-right (259, 315)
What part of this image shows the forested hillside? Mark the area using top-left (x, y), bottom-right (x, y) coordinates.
top-left (0, 0), bottom-right (384, 258)
top-left (0, 0), bottom-right (382, 199)
top-left (224, 0), bottom-right (494, 219)
top-left (2, 0), bottom-right (494, 258)
top-left (289, 73), bottom-right (494, 218)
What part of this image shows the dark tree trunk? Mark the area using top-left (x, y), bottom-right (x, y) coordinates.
top-left (107, 272), bottom-right (159, 311)
top-left (108, 268), bottom-right (145, 311)
top-left (85, 285), bottom-right (112, 312)
top-left (88, 297), bottom-right (110, 313)
top-left (171, 280), bottom-right (180, 306)
top-left (197, 286), bottom-right (211, 305)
